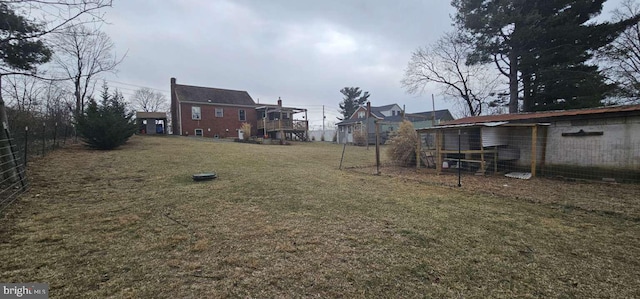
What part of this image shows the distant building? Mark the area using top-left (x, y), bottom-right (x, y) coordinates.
top-left (419, 104), bottom-right (640, 181)
top-left (135, 112), bottom-right (168, 135)
top-left (336, 103), bottom-right (454, 144)
top-left (170, 78), bottom-right (308, 140)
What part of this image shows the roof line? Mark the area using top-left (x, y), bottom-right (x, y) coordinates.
top-left (174, 83), bottom-right (249, 93)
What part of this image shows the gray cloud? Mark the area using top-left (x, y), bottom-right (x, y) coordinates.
top-left (101, 0), bottom-right (459, 126)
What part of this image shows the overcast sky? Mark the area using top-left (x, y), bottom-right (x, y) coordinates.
top-left (101, 0), bottom-right (625, 129)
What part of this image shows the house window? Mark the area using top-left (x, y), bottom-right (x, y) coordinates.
top-left (358, 111), bottom-right (365, 118)
top-left (194, 129), bottom-right (203, 136)
top-left (348, 126), bottom-right (352, 133)
top-left (215, 108), bottom-right (223, 117)
top-left (283, 112), bottom-right (289, 119)
top-left (192, 106), bottom-right (201, 120)
top-left (239, 109), bottom-right (246, 121)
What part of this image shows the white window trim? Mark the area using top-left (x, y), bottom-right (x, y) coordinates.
top-left (215, 108), bottom-right (224, 118)
top-left (192, 106), bottom-right (201, 120)
top-left (239, 109), bottom-right (246, 121)
top-left (194, 129), bottom-right (203, 136)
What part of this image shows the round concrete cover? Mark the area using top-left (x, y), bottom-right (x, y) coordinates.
top-left (192, 173), bottom-right (217, 181)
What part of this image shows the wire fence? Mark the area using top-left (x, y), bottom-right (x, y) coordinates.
top-left (339, 125), bottom-right (640, 184)
top-left (0, 134), bottom-right (28, 213)
top-left (0, 121), bottom-right (75, 213)
top-left (417, 127), bottom-right (639, 183)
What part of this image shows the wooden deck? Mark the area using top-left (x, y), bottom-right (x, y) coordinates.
top-left (257, 119), bottom-right (308, 133)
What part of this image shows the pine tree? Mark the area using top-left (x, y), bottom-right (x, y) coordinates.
top-left (453, 0), bottom-right (640, 112)
top-left (338, 87), bottom-right (370, 120)
top-left (0, 3), bottom-right (52, 72)
top-left (76, 83), bottom-right (137, 150)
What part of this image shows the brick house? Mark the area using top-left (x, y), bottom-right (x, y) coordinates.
top-left (170, 78), bottom-right (308, 140)
top-left (170, 78), bottom-right (258, 138)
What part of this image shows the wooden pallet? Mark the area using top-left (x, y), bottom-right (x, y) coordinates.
top-left (420, 151), bottom-right (435, 168)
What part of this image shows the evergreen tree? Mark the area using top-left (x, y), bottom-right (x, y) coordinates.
top-left (0, 3), bottom-right (52, 72)
top-left (338, 87), bottom-right (370, 120)
top-left (0, 3), bottom-right (52, 183)
top-left (453, 0), bottom-right (639, 112)
top-left (76, 83), bottom-right (137, 150)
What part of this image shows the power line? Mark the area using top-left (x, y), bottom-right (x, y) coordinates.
top-left (103, 79), bottom-right (170, 93)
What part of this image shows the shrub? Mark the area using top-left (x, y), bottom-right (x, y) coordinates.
top-left (332, 132), bottom-right (337, 142)
top-left (386, 120), bottom-right (418, 166)
top-left (240, 122), bottom-right (251, 139)
top-left (76, 87), bottom-right (137, 150)
top-left (352, 129), bottom-right (367, 146)
top-left (320, 134), bottom-right (325, 142)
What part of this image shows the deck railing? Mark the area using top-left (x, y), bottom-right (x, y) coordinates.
top-left (257, 119), bottom-right (308, 131)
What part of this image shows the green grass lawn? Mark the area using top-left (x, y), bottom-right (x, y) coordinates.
top-left (1, 136), bottom-right (639, 298)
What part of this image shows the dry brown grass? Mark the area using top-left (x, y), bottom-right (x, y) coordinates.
top-left (1, 135), bottom-right (639, 298)
top-left (353, 166), bottom-right (640, 220)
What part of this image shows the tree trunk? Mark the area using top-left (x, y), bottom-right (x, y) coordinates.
top-left (508, 50), bottom-right (519, 113)
top-left (522, 71), bottom-right (533, 112)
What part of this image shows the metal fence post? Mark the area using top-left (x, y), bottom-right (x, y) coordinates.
top-left (53, 122), bottom-right (58, 149)
top-left (41, 122), bottom-right (46, 156)
top-left (24, 126), bottom-right (28, 169)
top-left (5, 127), bottom-right (25, 190)
top-left (63, 124), bottom-right (68, 146)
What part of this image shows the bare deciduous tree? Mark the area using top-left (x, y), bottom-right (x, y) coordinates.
top-left (402, 32), bottom-right (502, 117)
top-left (602, 0), bottom-right (640, 103)
top-left (0, 0), bottom-right (112, 42)
top-left (1, 76), bottom-right (72, 133)
top-left (0, 0), bottom-right (112, 183)
top-left (52, 24), bottom-right (123, 116)
top-left (0, 0), bottom-right (113, 76)
top-left (131, 88), bottom-right (168, 112)
top-left (2, 75), bottom-right (44, 112)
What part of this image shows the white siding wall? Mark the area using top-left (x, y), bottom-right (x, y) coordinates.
top-left (505, 127), bottom-right (546, 167)
top-left (309, 130), bottom-right (337, 142)
top-left (545, 116), bottom-right (640, 168)
top-left (481, 127), bottom-right (509, 147)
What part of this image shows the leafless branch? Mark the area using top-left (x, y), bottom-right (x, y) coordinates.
top-left (600, 0), bottom-right (640, 103)
top-left (402, 31), bottom-right (503, 116)
top-left (50, 24), bottom-right (124, 115)
top-left (0, 0), bottom-right (113, 44)
top-left (131, 87), bottom-right (169, 113)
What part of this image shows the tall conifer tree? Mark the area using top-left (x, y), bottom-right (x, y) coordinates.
top-left (452, 0), bottom-right (640, 112)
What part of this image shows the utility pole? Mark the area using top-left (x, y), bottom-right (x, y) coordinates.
top-left (402, 104), bottom-right (406, 120)
top-left (366, 101), bottom-right (371, 150)
top-left (432, 94), bottom-right (436, 127)
top-left (322, 105), bottom-right (325, 136)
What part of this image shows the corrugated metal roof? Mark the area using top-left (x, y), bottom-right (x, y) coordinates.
top-left (445, 104), bottom-right (640, 125)
top-left (417, 122), bottom-right (548, 131)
